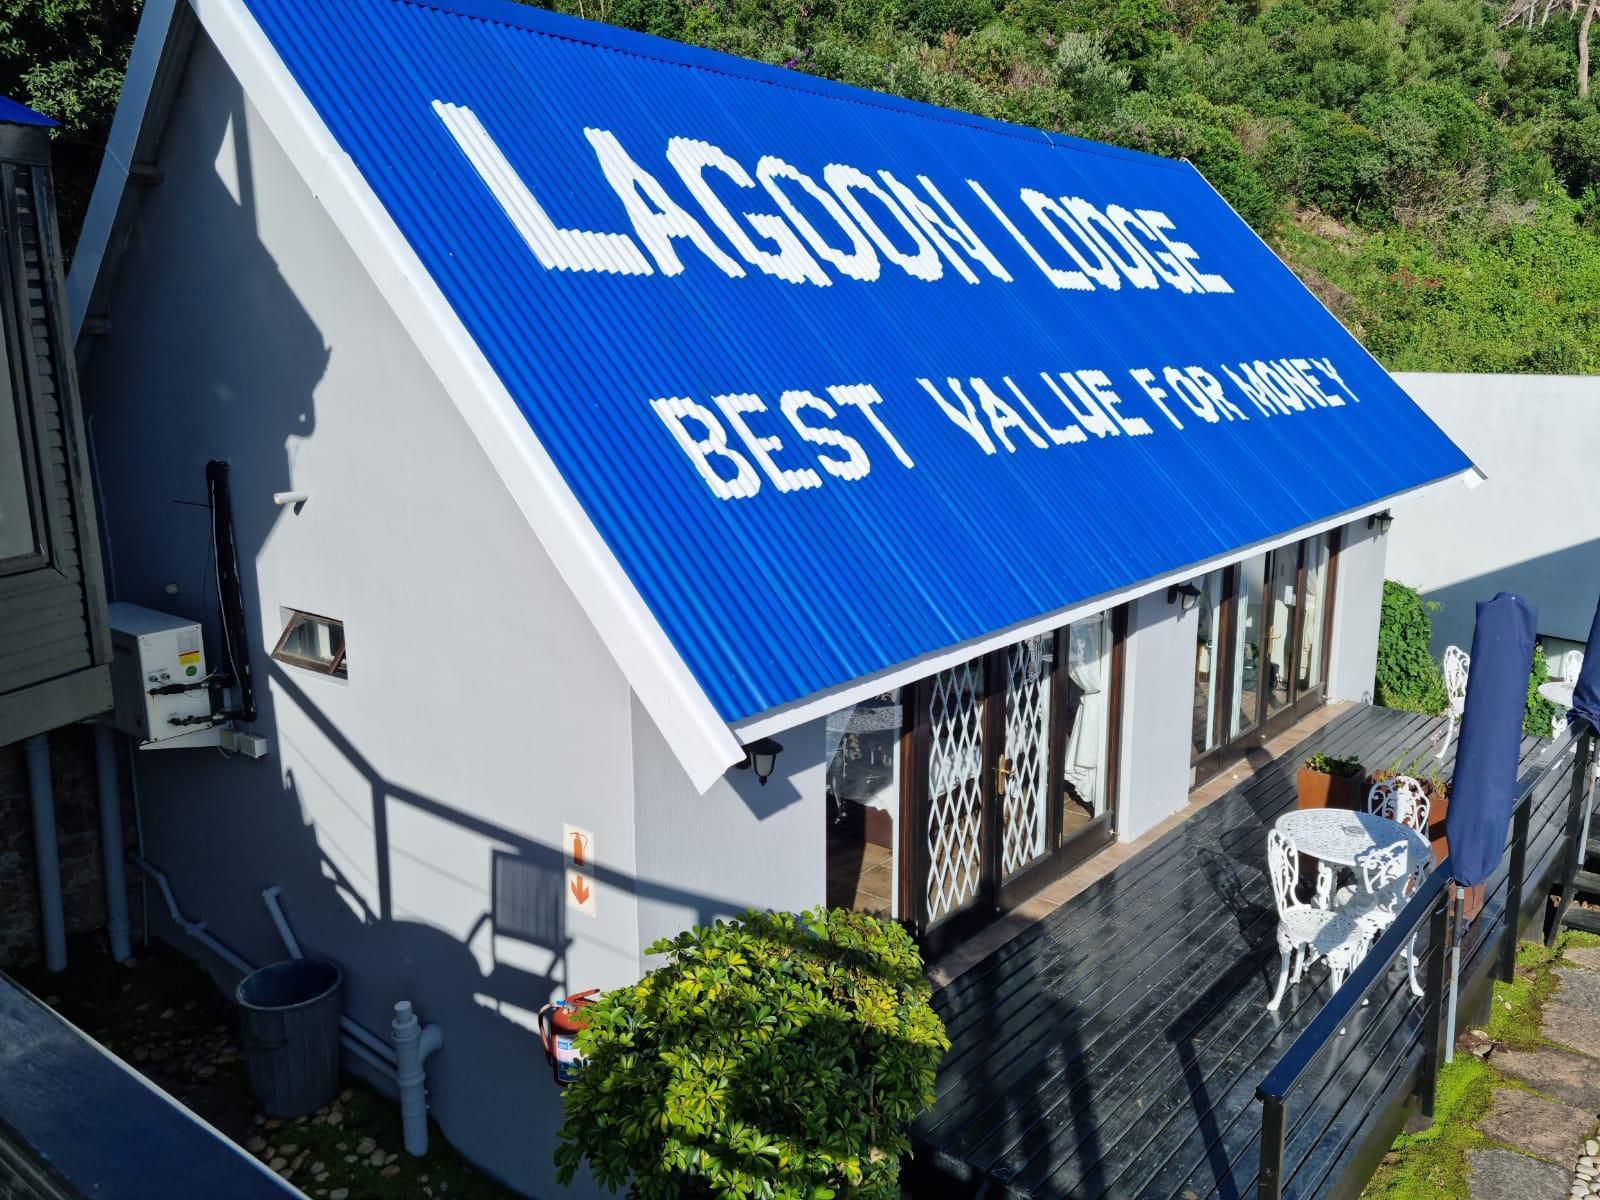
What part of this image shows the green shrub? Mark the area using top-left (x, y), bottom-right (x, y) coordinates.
top-left (553, 907), bottom-right (950, 1199)
top-left (1525, 640), bottom-right (1559, 739)
top-left (1376, 580), bottom-right (1449, 715)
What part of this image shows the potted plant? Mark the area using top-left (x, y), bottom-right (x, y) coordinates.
top-left (1297, 752), bottom-right (1365, 810)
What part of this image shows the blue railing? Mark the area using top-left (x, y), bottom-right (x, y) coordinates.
top-left (1255, 729), bottom-right (1595, 1200)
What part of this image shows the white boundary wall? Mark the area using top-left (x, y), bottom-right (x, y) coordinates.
top-left (1388, 373), bottom-right (1600, 655)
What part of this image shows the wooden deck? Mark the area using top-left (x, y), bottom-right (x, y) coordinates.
top-left (911, 704), bottom-right (1578, 1200)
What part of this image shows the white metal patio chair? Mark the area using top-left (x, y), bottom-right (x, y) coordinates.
top-left (1267, 828), bottom-right (1366, 1011)
top-left (1368, 776), bottom-right (1430, 835)
top-left (1342, 839), bottom-right (1426, 997)
top-left (1437, 645), bottom-right (1470, 759)
top-left (1555, 650), bottom-right (1585, 740)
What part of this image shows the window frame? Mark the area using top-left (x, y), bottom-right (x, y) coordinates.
top-left (271, 609), bottom-right (348, 679)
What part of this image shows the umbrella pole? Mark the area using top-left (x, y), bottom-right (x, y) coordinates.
top-left (1444, 884), bottom-right (1466, 1064)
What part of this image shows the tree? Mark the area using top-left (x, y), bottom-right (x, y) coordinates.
top-left (0, 0), bottom-right (145, 254)
top-left (1497, 0), bottom-right (1600, 96)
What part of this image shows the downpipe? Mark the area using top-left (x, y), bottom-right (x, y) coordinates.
top-left (261, 887), bottom-right (443, 1156)
top-left (93, 725), bottom-right (134, 964)
top-left (25, 734), bottom-right (67, 973)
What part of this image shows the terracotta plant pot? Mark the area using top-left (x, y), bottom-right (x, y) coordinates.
top-left (1296, 766), bottom-right (1364, 811)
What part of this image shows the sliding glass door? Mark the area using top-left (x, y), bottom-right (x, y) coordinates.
top-left (821, 608), bottom-right (1127, 954)
top-left (1192, 532), bottom-right (1340, 788)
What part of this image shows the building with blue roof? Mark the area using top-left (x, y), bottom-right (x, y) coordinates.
top-left (67, 0), bottom-right (1475, 1192)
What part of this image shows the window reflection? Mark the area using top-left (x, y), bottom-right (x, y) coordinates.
top-left (1231, 554), bottom-right (1265, 738)
top-left (825, 690), bottom-right (902, 918)
top-left (1192, 570), bottom-right (1225, 756)
top-left (0, 348), bottom-right (37, 561)
top-left (1298, 533), bottom-right (1330, 693)
top-left (1063, 612), bottom-right (1111, 834)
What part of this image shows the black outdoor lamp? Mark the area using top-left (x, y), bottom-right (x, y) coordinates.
top-left (1168, 581), bottom-right (1203, 612)
top-left (1368, 509), bottom-right (1395, 533)
top-left (737, 737), bottom-right (784, 785)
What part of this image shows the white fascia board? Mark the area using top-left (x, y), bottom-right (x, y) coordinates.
top-left (184, 0), bottom-right (745, 792)
top-left (66, 0), bottom-right (182, 334)
top-left (733, 471), bottom-right (1472, 742)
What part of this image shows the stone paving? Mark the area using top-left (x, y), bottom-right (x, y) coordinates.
top-left (1469, 945), bottom-right (1600, 1200)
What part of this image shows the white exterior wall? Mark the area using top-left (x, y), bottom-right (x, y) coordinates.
top-left (1115, 589), bottom-right (1197, 841)
top-left (1327, 519), bottom-right (1388, 704)
top-left (1113, 517), bottom-right (1381, 839)
top-left (79, 35), bottom-right (639, 1198)
top-left (632, 699), bottom-right (826, 961)
top-left (1388, 372), bottom-right (1600, 653)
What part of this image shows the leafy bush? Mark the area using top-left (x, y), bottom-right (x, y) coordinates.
top-left (1376, 580), bottom-right (1449, 715)
top-left (1525, 640), bottom-right (1559, 739)
top-left (554, 907), bottom-right (949, 1199)
top-left (1304, 752), bottom-right (1363, 777)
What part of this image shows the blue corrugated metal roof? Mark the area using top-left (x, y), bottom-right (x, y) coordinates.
top-left (241, 0), bottom-right (1471, 724)
top-left (0, 96), bottom-right (56, 127)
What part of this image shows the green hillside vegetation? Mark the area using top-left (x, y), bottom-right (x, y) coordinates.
top-left (529, 0), bottom-right (1600, 372)
top-left (4, 0), bottom-right (1599, 372)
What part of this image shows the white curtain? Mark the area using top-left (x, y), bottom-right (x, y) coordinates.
top-left (1064, 618), bottom-right (1106, 811)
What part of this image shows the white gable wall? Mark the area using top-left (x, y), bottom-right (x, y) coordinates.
top-left (79, 32), bottom-right (637, 1197)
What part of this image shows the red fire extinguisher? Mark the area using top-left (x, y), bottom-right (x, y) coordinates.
top-left (538, 989), bottom-right (598, 1086)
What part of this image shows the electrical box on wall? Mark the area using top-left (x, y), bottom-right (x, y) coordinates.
top-left (108, 602), bottom-right (216, 743)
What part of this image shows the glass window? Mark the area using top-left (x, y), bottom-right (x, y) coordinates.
top-left (825, 689), bottom-right (902, 918)
top-left (1192, 570), bottom-right (1225, 757)
top-left (272, 611), bottom-right (347, 677)
top-left (1297, 533), bottom-right (1331, 693)
top-left (1063, 611), bottom-right (1111, 834)
top-left (0, 349), bottom-right (39, 562)
top-left (1265, 547), bottom-right (1299, 716)
top-left (1230, 554), bottom-right (1266, 738)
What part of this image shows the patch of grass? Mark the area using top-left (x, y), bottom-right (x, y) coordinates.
top-left (1362, 1053), bottom-right (1496, 1199)
top-left (1362, 936), bottom-right (1577, 1199)
top-left (1486, 939), bottom-right (1559, 1050)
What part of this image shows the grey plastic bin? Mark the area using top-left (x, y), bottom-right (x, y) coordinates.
top-left (235, 959), bottom-right (343, 1117)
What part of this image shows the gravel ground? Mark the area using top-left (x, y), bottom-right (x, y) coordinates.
top-left (15, 937), bottom-right (518, 1200)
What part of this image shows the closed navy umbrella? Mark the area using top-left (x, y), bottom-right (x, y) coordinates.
top-left (1445, 592), bottom-right (1538, 888)
top-left (1567, 594), bottom-right (1600, 735)
top-left (1439, 592), bottom-right (1536, 1059)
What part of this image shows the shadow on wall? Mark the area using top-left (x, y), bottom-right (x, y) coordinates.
top-left (1421, 539), bottom-right (1600, 657)
top-left (79, 51), bottom-right (773, 1198)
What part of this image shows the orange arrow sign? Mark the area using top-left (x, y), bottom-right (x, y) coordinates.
top-left (570, 832), bottom-right (587, 866)
top-left (570, 874), bottom-right (591, 905)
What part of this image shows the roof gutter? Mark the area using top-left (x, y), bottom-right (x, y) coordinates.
top-left (732, 469), bottom-right (1479, 743)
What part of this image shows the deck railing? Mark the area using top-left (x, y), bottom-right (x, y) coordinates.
top-left (1255, 729), bottom-right (1595, 1200)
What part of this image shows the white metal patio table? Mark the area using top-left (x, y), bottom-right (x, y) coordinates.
top-left (1272, 808), bottom-right (1431, 908)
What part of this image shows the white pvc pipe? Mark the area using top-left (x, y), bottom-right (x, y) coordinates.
top-left (392, 1000), bottom-right (445, 1156)
top-left (93, 725), bottom-right (134, 963)
top-left (25, 734), bottom-right (67, 973)
top-left (272, 490), bottom-right (308, 506)
top-left (136, 855), bottom-right (252, 975)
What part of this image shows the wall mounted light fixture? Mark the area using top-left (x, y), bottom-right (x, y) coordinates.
top-left (1368, 509), bottom-right (1395, 533)
top-left (736, 737), bottom-right (784, 785)
top-left (1168, 582), bottom-right (1203, 612)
